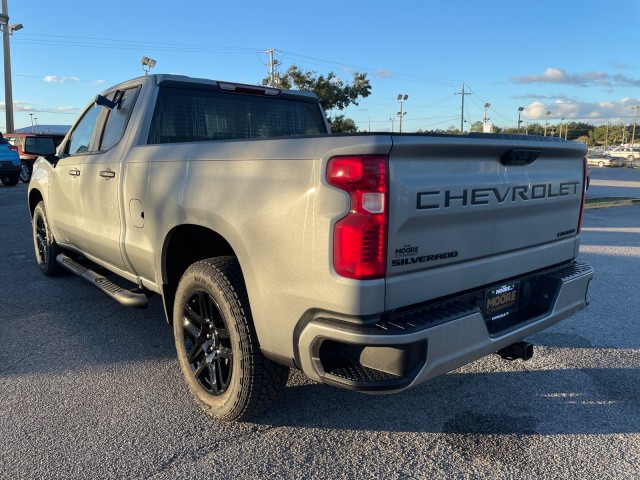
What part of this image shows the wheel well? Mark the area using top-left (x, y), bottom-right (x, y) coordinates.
top-left (162, 225), bottom-right (236, 324)
top-left (28, 189), bottom-right (44, 217)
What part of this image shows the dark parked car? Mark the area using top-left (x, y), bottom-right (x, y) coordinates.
top-left (0, 134), bottom-right (21, 186)
top-left (607, 147), bottom-right (639, 168)
top-left (3, 132), bottom-right (66, 183)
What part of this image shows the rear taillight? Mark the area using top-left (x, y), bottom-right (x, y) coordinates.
top-left (327, 155), bottom-right (389, 279)
top-left (578, 156), bottom-right (587, 233)
top-left (8, 145), bottom-right (18, 152)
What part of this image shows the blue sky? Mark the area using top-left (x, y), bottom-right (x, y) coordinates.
top-left (4, 0), bottom-right (640, 133)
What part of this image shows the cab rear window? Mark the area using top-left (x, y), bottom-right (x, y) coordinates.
top-left (147, 86), bottom-right (326, 144)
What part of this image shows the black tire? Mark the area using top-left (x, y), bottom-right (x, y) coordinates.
top-left (173, 256), bottom-right (289, 421)
top-left (1, 172), bottom-right (19, 186)
top-left (19, 162), bottom-right (32, 183)
top-left (32, 201), bottom-right (63, 276)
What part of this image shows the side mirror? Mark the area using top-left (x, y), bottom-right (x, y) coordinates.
top-left (95, 90), bottom-right (124, 110)
top-left (23, 136), bottom-right (56, 156)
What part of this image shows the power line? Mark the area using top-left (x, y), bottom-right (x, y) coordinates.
top-left (277, 49), bottom-right (460, 87)
top-left (14, 33), bottom-right (262, 54)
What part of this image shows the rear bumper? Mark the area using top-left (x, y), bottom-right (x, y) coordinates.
top-left (0, 163), bottom-right (20, 175)
top-left (296, 261), bottom-right (593, 392)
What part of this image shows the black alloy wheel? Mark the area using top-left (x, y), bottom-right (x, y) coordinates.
top-left (32, 201), bottom-right (62, 276)
top-left (173, 257), bottom-right (289, 421)
top-left (35, 212), bottom-right (48, 266)
top-left (181, 289), bottom-right (233, 396)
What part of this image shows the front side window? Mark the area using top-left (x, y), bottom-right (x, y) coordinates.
top-left (67, 104), bottom-right (102, 155)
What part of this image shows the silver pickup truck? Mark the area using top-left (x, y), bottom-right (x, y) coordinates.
top-left (26, 74), bottom-right (593, 421)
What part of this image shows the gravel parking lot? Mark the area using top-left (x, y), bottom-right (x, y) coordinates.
top-left (1, 180), bottom-right (639, 479)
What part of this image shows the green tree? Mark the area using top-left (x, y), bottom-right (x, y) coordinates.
top-left (469, 121), bottom-right (484, 133)
top-left (561, 122), bottom-right (594, 141)
top-left (525, 122), bottom-right (545, 136)
top-left (274, 65), bottom-right (371, 133)
top-left (328, 115), bottom-right (358, 133)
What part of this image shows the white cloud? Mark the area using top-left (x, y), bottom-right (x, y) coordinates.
top-left (54, 106), bottom-right (81, 113)
top-left (374, 69), bottom-right (392, 79)
top-left (0, 101), bottom-right (34, 112)
top-left (522, 98), bottom-right (640, 122)
top-left (609, 60), bottom-right (630, 70)
top-left (43, 75), bottom-right (80, 83)
top-left (510, 67), bottom-right (640, 88)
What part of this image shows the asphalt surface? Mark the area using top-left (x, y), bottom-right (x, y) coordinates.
top-left (586, 165), bottom-right (640, 200)
top-left (1, 176), bottom-right (639, 479)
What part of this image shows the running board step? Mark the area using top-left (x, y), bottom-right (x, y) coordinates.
top-left (56, 253), bottom-right (148, 309)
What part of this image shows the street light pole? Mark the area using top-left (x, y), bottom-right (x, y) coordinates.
top-left (517, 107), bottom-right (524, 132)
top-left (397, 94), bottom-right (408, 133)
top-left (544, 111), bottom-right (551, 136)
top-left (389, 117), bottom-right (395, 133)
top-left (1, 0), bottom-right (18, 133)
top-left (558, 117), bottom-right (564, 138)
top-left (483, 103), bottom-right (491, 126)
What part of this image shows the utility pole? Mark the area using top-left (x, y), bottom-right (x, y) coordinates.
top-left (483, 103), bottom-right (491, 126)
top-left (1, 0), bottom-right (21, 133)
top-left (605, 121), bottom-right (610, 146)
top-left (455, 82), bottom-right (471, 132)
top-left (632, 106), bottom-right (639, 146)
top-left (622, 124), bottom-right (626, 144)
top-left (558, 117), bottom-right (564, 138)
top-left (266, 48), bottom-right (279, 87)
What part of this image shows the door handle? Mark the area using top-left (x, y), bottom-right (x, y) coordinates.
top-left (99, 170), bottom-right (116, 178)
top-left (69, 169), bottom-right (80, 176)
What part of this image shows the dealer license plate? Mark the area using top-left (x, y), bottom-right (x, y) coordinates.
top-left (484, 281), bottom-right (519, 321)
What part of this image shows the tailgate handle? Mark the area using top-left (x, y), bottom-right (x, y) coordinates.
top-left (501, 149), bottom-right (540, 165)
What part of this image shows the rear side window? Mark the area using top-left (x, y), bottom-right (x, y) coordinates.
top-left (100, 86), bottom-right (140, 150)
top-left (147, 86), bottom-right (326, 144)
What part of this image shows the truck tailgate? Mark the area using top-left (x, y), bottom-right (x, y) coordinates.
top-left (385, 134), bottom-right (587, 310)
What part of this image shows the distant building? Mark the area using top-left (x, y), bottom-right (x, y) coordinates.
top-left (483, 123), bottom-right (494, 133)
top-left (14, 125), bottom-right (71, 135)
